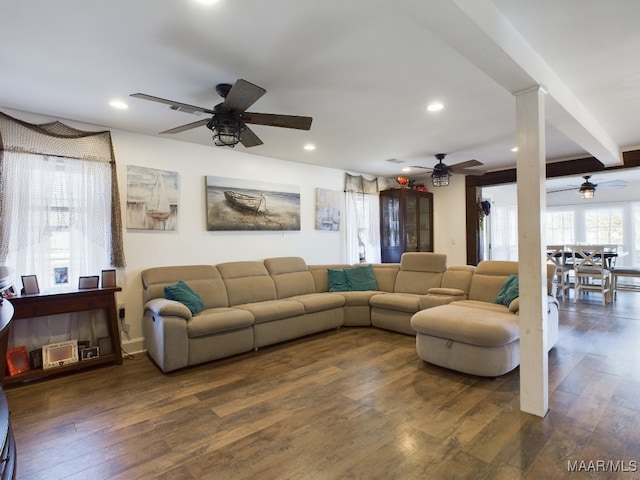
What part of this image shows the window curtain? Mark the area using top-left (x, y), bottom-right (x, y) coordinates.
top-left (0, 111), bottom-right (125, 270)
top-left (0, 111), bottom-right (125, 350)
top-left (345, 173), bottom-right (381, 264)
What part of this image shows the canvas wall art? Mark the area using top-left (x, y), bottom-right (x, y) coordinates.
top-left (126, 166), bottom-right (179, 230)
top-left (315, 188), bottom-right (341, 231)
top-left (205, 176), bottom-right (300, 231)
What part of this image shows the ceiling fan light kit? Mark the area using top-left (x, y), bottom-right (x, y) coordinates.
top-left (579, 175), bottom-right (596, 199)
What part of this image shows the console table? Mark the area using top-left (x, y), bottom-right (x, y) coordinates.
top-left (0, 301), bottom-right (17, 478)
top-left (0, 287), bottom-right (122, 386)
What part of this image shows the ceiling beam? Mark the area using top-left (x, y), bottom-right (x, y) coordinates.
top-left (400, 0), bottom-right (621, 166)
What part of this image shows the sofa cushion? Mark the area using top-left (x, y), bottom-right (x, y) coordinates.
top-left (287, 293), bottom-right (346, 313)
top-left (264, 257), bottom-right (318, 298)
top-left (467, 260), bottom-right (518, 303)
top-left (494, 275), bottom-right (519, 306)
top-left (142, 265), bottom-right (229, 308)
top-left (233, 299), bottom-right (305, 324)
top-left (393, 252), bottom-right (447, 294)
top-left (164, 281), bottom-right (205, 315)
top-left (187, 307), bottom-right (255, 337)
top-left (370, 292), bottom-right (422, 313)
top-left (217, 261), bottom-right (277, 306)
top-left (337, 290), bottom-right (381, 306)
top-left (410, 304), bottom-right (519, 347)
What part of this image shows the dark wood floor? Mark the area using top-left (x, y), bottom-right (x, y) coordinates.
top-left (6, 292), bottom-right (640, 479)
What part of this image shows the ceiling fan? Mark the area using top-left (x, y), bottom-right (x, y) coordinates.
top-left (131, 79), bottom-right (313, 148)
top-left (547, 175), bottom-right (627, 198)
top-left (411, 153), bottom-right (486, 186)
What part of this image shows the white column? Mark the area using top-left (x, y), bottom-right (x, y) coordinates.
top-left (515, 86), bottom-right (548, 417)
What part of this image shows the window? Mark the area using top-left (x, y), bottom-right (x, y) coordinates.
top-left (546, 210), bottom-right (575, 245)
top-left (0, 112), bottom-right (125, 293)
top-left (488, 203), bottom-right (518, 260)
top-left (344, 174), bottom-right (380, 264)
top-left (584, 206), bottom-right (623, 244)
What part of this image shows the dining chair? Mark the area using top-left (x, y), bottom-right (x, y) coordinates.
top-left (546, 245), bottom-right (570, 300)
top-left (568, 244), bottom-right (612, 305)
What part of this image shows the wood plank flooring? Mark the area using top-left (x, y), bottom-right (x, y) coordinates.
top-left (6, 292), bottom-right (640, 479)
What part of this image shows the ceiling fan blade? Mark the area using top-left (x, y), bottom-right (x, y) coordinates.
top-left (239, 125), bottom-right (263, 148)
top-left (547, 187), bottom-right (579, 194)
top-left (449, 159), bottom-right (483, 170)
top-left (242, 112), bottom-right (313, 130)
top-left (597, 179), bottom-right (627, 189)
top-left (453, 168), bottom-right (486, 176)
top-left (159, 118), bottom-right (210, 134)
top-left (221, 79), bottom-right (266, 113)
top-left (410, 165), bottom-right (433, 172)
top-left (130, 93), bottom-right (215, 115)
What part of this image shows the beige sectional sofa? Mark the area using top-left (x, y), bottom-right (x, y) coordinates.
top-left (141, 254), bottom-right (559, 377)
top-left (410, 261), bottom-right (559, 377)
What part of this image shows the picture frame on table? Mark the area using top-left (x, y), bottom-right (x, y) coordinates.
top-left (101, 269), bottom-right (116, 288)
top-left (78, 275), bottom-right (99, 289)
top-left (29, 348), bottom-right (43, 369)
top-left (42, 340), bottom-right (79, 369)
top-left (21, 275), bottom-right (40, 295)
top-left (80, 346), bottom-right (99, 360)
top-left (7, 346), bottom-right (30, 376)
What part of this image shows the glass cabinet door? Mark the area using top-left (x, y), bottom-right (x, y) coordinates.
top-left (404, 194), bottom-right (418, 251)
top-left (418, 195), bottom-right (431, 251)
top-left (380, 193), bottom-right (400, 248)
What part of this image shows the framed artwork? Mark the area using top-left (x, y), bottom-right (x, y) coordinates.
top-left (126, 165), bottom-right (179, 231)
top-left (101, 269), bottom-right (116, 288)
top-left (42, 340), bottom-right (79, 369)
top-left (315, 188), bottom-right (341, 231)
top-left (21, 275), bottom-right (40, 295)
top-left (97, 337), bottom-right (113, 355)
top-left (78, 276), bottom-right (99, 289)
top-left (205, 176), bottom-right (300, 231)
top-left (80, 346), bottom-right (99, 360)
top-left (29, 348), bottom-right (43, 369)
top-left (54, 267), bottom-right (69, 285)
top-left (7, 346), bottom-right (30, 376)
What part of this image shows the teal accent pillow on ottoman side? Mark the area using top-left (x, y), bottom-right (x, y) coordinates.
top-left (494, 275), bottom-right (519, 306)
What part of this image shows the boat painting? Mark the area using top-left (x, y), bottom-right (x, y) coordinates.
top-left (224, 190), bottom-right (267, 213)
top-left (206, 176), bottom-right (300, 231)
top-left (126, 166), bottom-right (179, 230)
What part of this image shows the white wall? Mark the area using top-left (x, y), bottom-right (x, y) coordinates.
top-left (110, 129), bottom-right (348, 351)
top-left (4, 108), bottom-right (475, 354)
top-left (432, 174), bottom-right (468, 265)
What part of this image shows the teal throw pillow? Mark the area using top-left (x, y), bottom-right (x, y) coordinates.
top-left (494, 275), bottom-right (519, 306)
top-left (328, 268), bottom-right (350, 292)
top-left (344, 264), bottom-right (378, 291)
top-left (164, 280), bottom-right (205, 315)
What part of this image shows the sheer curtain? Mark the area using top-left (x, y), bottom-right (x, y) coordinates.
top-left (345, 173), bottom-right (381, 264)
top-left (0, 111), bottom-right (125, 350)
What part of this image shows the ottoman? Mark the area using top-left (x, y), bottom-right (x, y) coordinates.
top-left (410, 303), bottom-right (520, 377)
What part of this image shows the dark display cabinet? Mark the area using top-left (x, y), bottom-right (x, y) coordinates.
top-left (380, 188), bottom-right (433, 263)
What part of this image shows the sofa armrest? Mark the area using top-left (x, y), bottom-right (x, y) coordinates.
top-left (428, 287), bottom-right (466, 297)
top-left (420, 289), bottom-right (467, 309)
top-left (144, 298), bottom-right (192, 320)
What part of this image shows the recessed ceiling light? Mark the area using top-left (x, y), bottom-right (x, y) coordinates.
top-left (195, 0), bottom-right (220, 4)
top-left (402, 167), bottom-right (411, 172)
top-left (304, 143), bottom-right (316, 151)
top-left (426, 102), bottom-right (444, 112)
top-left (511, 147), bottom-right (518, 152)
top-left (109, 100), bottom-right (129, 110)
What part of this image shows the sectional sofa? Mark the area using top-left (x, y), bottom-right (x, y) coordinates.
top-left (141, 254), bottom-right (559, 376)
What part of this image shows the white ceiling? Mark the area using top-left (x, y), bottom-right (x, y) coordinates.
top-left (2, 0), bottom-right (640, 179)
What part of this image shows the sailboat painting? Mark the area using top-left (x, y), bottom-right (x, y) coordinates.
top-left (126, 166), bottom-right (179, 230)
top-left (315, 188), bottom-right (341, 231)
